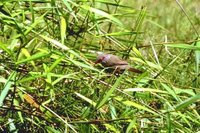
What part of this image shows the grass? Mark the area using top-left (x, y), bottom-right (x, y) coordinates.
top-left (0, 0), bottom-right (200, 132)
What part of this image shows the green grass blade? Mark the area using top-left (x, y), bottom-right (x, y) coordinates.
top-left (161, 83), bottom-right (181, 102)
top-left (0, 42), bottom-right (12, 55)
top-left (40, 35), bottom-right (69, 50)
top-left (62, 0), bottom-right (78, 21)
top-left (24, 12), bottom-right (47, 35)
top-left (46, 126), bottom-right (61, 133)
top-left (96, 74), bottom-right (123, 109)
top-left (14, 99), bottom-right (24, 123)
top-left (0, 71), bottom-right (16, 107)
top-left (74, 92), bottom-right (106, 113)
top-left (81, 5), bottom-right (123, 26)
top-left (174, 94), bottom-right (200, 111)
top-left (39, 35), bottom-right (94, 69)
top-left (16, 51), bottom-right (50, 65)
top-left (195, 41), bottom-right (200, 73)
top-left (124, 88), bottom-right (168, 94)
top-left (115, 96), bottom-right (158, 115)
top-left (60, 16), bottom-right (66, 45)
top-left (75, 92), bottom-right (97, 107)
top-left (126, 118), bottom-right (136, 133)
top-left (48, 56), bottom-right (64, 72)
top-left (97, 31), bottom-right (142, 37)
top-left (166, 44), bottom-right (200, 50)
top-left (8, 118), bottom-right (17, 133)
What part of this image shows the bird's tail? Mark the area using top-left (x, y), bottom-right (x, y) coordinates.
top-left (128, 67), bottom-right (143, 73)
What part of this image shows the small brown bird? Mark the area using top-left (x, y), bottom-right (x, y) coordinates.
top-left (95, 53), bottom-right (142, 73)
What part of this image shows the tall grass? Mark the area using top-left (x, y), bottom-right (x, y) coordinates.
top-left (0, 0), bottom-right (200, 132)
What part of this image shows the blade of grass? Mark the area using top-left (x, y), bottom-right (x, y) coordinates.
top-left (48, 56), bottom-right (64, 72)
top-left (81, 5), bottom-right (123, 26)
top-left (74, 92), bottom-right (106, 113)
top-left (21, 48), bottom-right (37, 70)
top-left (0, 71), bottom-right (16, 107)
top-left (174, 93), bottom-right (200, 111)
top-left (115, 96), bottom-right (158, 115)
top-left (124, 88), bottom-right (168, 94)
top-left (195, 41), bottom-right (200, 73)
top-left (75, 92), bottom-right (97, 107)
top-left (97, 31), bottom-right (142, 37)
top-left (8, 118), bottom-right (17, 133)
top-left (161, 83), bottom-right (181, 102)
top-left (165, 44), bottom-right (200, 50)
top-left (24, 12), bottom-right (47, 35)
top-left (62, 0), bottom-right (78, 21)
top-left (0, 42), bottom-right (12, 55)
top-left (96, 73), bottom-right (123, 109)
top-left (16, 51), bottom-right (50, 65)
top-left (60, 16), bottom-right (66, 45)
top-left (103, 124), bottom-right (119, 133)
top-left (14, 99), bottom-right (24, 123)
top-left (126, 118), bottom-right (136, 133)
top-left (39, 35), bottom-right (96, 70)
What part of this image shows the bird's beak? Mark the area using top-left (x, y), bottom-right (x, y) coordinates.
top-left (95, 59), bottom-right (101, 64)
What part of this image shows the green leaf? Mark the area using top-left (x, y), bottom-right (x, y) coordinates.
top-left (75, 92), bottom-right (97, 107)
top-left (39, 35), bottom-right (95, 70)
top-left (69, 59), bottom-right (99, 72)
top-left (46, 126), bottom-right (61, 133)
top-left (0, 42), bottom-right (12, 55)
top-left (115, 97), bottom-right (157, 115)
top-left (131, 57), bottom-right (163, 70)
top-left (81, 5), bottom-right (123, 26)
top-left (62, 0), bottom-right (78, 21)
top-left (74, 92), bottom-right (106, 113)
top-left (161, 83), bottom-right (181, 102)
top-left (96, 74), bottom-right (123, 109)
top-left (0, 71), bottom-right (16, 107)
top-left (174, 94), bottom-right (200, 111)
top-left (48, 56), bottom-right (64, 72)
top-left (97, 31), bottom-right (142, 37)
top-left (40, 35), bottom-right (69, 50)
top-left (166, 44), bottom-right (200, 50)
top-left (124, 88), bottom-right (167, 94)
top-left (60, 16), bottom-right (66, 44)
top-left (21, 48), bottom-right (37, 70)
top-left (195, 41), bottom-right (200, 73)
top-left (52, 73), bottom-right (78, 85)
top-left (109, 101), bottom-right (117, 119)
top-left (103, 124), bottom-right (120, 133)
top-left (16, 52), bottom-right (50, 65)
top-left (126, 118), bottom-right (136, 133)
top-left (24, 12), bottom-right (46, 35)
top-left (8, 118), bottom-right (17, 133)
top-left (14, 99), bottom-right (24, 123)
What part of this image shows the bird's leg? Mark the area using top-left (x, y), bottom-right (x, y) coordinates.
top-left (113, 66), bottom-right (118, 74)
top-left (113, 66), bottom-right (124, 75)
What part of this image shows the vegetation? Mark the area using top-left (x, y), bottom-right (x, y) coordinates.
top-left (0, 0), bottom-right (200, 132)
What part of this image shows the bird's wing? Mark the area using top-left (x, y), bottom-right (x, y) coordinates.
top-left (108, 55), bottom-right (128, 65)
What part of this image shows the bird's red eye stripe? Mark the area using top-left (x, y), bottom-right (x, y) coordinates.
top-left (95, 56), bottom-right (105, 64)
top-left (101, 56), bottom-right (105, 61)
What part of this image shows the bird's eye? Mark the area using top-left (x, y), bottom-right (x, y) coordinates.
top-left (101, 56), bottom-right (105, 60)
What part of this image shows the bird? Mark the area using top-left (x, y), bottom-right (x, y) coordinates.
top-left (95, 53), bottom-right (142, 73)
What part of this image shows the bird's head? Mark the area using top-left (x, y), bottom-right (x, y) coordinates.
top-left (95, 52), bottom-right (107, 64)
top-left (95, 53), bottom-right (106, 64)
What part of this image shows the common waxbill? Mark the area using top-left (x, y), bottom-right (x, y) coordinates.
top-left (95, 53), bottom-right (142, 73)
